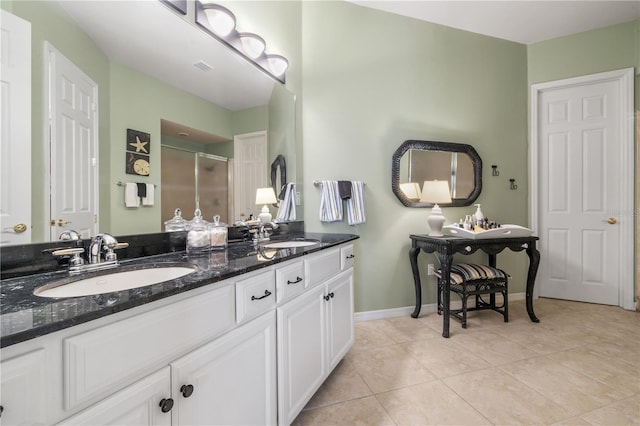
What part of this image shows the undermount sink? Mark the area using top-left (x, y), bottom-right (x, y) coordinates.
top-left (33, 264), bottom-right (197, 298)
top-left (262, 239), bottom-right (320, 249)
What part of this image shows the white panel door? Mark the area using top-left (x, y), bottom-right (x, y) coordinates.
top-left (326, 270), bottom-right (354, 371)
top-left (537, 76), bottom-right (625, 305)
top-left (0, 10), bottom-right (31, 245)
top-left (233, 130), bottom-right (267, 221)
top-left (46, 42), bottom-right (98, 240)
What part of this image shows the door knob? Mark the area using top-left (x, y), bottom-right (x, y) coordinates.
top-left (607, 218), bottom-right (617, 225)
top-left (13, 223), bottom-right (27, 233)
top-left (159, 398), bottom-right (174, 413)
top-left (57, 219), bottom-right (72, 226)
top-left (180, 384), bottom-right (194, 398)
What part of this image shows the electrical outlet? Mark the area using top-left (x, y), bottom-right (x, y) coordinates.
top-left (427, 264), bottom-right (435, 276)
top-left (296, 191), bottom-right (301, 205)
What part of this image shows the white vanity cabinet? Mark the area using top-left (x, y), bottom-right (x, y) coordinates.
top-left (0, 240), bottom-right (356, 426)
top-left (277, 246), bottom-right (355, 425)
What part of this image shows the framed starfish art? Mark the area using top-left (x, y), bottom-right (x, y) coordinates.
top-left (126, 129), bottom-right (151, 176)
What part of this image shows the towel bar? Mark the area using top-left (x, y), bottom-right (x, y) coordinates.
top-left (116, 181), bottom-right (157, 187)
top-left (313, 180), bottom-right (366, 186)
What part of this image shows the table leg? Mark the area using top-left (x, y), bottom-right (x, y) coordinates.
top-left (525, 243), bottom-right (541, 323)
top-left (441, 255), bottom-right (454, 338)
top-left (409, 246), bottom-right (422, 318)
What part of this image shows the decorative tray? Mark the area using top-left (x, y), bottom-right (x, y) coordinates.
top-left (443, 224), bottom-right (533, 239)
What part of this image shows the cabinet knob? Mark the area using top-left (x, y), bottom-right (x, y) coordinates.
top-left (159, 398), bottom-right (174, 413)
top-left (180, 384), bottom-right (194, 398)
top-left (0, 405), bottom-right (4, 417)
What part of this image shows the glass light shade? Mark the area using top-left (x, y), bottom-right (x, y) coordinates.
top-left (399, 182), bottom-right (421, 200)
top-left (266, 54), bottom-right (289, 76)
top-left (420, 180), bottom-right (452, 204)
top-left (255, 187), bottom-right (277, 205)
top-left (239, 32), bottom-right (266, 59)
top-left (202, 4), bottom-right (236, 37)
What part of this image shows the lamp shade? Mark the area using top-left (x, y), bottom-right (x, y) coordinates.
top-left (255, 187), bottom-right (277, 205)
top-left (202, 3), bottom-right (236, 37)
top-left (420, 180), bottom-right (452, 204)
top-left (399, 182), bottom-right (421, 200)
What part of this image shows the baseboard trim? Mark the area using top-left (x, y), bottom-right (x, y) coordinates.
top-left (354, 292), bottom-right (526, 322)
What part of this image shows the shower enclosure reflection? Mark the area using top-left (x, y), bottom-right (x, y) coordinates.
top-left (161, 147), bottom-right (231, 227)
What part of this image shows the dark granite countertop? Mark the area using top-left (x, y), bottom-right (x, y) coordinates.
top-left (0, 232), bottom-right (358, 348)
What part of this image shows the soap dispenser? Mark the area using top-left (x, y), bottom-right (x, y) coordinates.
top-left (474, 204), bottom-right (484, 227)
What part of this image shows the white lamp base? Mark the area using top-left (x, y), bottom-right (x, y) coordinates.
top-left (258, 204), bottom-right (272, 223)
top-left (427, 204), bottom-right (446, 237)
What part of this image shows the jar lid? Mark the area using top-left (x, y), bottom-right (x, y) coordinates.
top-left (187, 208), bottom-right (210, 230)
top-left (211, 214), bottom-right (227, 227)
top-left (164, 208), bottom-right (187, 228)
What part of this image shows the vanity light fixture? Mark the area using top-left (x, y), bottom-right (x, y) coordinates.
top-left (196, 1), bottom-right (289, 83)
top-left (201, 3), bottom-right (236, 37)
top-left (420, 180), bottom-right (452, 237)
top-left (239, 32), bottom-right (266, 59)
top-left (255, 187), bottom-right (278, 223)
top-left (266, 54), bottom-right (289, 77)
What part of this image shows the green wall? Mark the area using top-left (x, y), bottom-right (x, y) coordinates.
top-left (301, 1), bottom-right (529, 312)
top-left (528, 19), bottom-right (639, 111)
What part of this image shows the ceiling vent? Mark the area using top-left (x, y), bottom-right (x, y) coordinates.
top-left (193, 60), bottom-right (214, 72)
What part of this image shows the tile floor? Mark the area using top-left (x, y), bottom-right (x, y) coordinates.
top-left (293, 298), bottom-right (640, 425)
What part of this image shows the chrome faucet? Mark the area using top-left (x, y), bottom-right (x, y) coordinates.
top-left (256, 222), bottom-right (279, 242)
top-left (89, 233), bottom-right (119, 264)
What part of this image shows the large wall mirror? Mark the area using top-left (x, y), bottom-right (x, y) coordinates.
top-left (391, 140), bottom-right (482, 207)
top-left (1, 0), bottom-right (296, 246)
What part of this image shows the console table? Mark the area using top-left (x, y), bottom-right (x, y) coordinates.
top-left (409, 234), bottom-right (540, 338)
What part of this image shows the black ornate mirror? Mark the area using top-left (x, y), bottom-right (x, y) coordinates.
top-left (391, 140), bottom-right (482, 207)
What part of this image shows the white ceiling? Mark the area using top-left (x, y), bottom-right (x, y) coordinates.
top-left (348, 1), bottom-right (640, 44)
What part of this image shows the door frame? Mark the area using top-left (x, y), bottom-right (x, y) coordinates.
top-left (530, 68), bottom-right (635, 310)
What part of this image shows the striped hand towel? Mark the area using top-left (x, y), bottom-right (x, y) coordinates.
top-left (276, 182), bottom-right (297, 222)
top-left (319, 181), bottom-right (343, 222)
top-left (346, 181), bottom-right (366, 225)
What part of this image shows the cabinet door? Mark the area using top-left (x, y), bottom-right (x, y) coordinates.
top-left (171, 311), bottom-right (277, 426)
top-left (277, 285), bottom-right (326, 425)
top-left (59, 367), bottom-right (172, 426)
top-left (326, 269), bottom-right (355, 370)
top-left (0, 349), bottom-right (47, 425)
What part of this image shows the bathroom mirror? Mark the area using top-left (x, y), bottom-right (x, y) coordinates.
top-left (2, 0), bottom-right (296, 246)
top-left (391, 140), bottom-right (482, 207)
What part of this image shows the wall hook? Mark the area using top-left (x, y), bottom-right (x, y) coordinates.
top-left (509, 179), bottom-right (518, 190)
top-left (491, 165), bottom-right (500, 176)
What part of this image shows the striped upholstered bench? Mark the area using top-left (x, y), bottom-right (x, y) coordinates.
top-left (435, 263), bottom-right (509, 329)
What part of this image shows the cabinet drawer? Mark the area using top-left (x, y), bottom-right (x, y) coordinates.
top-left (63, 284), bottom-right (235, 411)
top-left (275, 261), bottom-right (305, 304)
top-left (236, 270), bottom-right (276, 324)
top-left (340, 244), bottom-right (355, 270)
top-left (304, 248), bottom-right (340, 288)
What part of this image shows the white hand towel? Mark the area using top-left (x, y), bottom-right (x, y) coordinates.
top-left (319, 180), bottom-right (342, 222)
top-left (276, 183), bottom-right (296, 222)
top-left (142, 183), bottom-right (155, 206)
top-left (346, 181), bottom-right (366, 225)
top-left (125, 182), bottom-right (139, 208)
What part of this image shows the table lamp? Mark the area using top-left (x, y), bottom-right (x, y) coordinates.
top-left (255, 187), bottom-right (277, 223)
top-left (420, 180), bottom-right (452, 236)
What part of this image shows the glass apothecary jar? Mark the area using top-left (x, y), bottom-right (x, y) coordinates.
top-left (164, 208), bottom-right (187, 232)
top-left (186, 209), bottom-right (211, 255)
top-left (209, 215), bottom-right (228, 250)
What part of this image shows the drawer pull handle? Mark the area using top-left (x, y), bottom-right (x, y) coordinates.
top-left (287, 277), bottom-right (303, 285)
top-left (346, 254), bottom-right (355, 259)
top-left (324, 292), bottom-right (335, 301)
top-left (251, 289), bottom-right (272, 301)
top-left (0, 405), bottom-right (3, 418)
top-left (159, 398), bottom-right (174, 413)
top-left (180, 384), bottom-right (194, 398)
